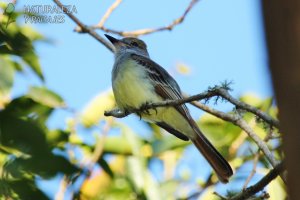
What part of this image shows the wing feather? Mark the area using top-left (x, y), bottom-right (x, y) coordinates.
top-left (130, 54), bottom-right (195, 127)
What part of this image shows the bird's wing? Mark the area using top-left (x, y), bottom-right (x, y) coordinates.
top-left (131, 54), bottom-right (233, 182)
top-left (130, 53), bottom-right (198, 132)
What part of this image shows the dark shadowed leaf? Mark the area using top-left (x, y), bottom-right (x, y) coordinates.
top-left (98, 157), bottom-right (114, 178)
top-left (22, 52), bottom-right (44, 81)
top-left (0, 22), bottom-right (44, 80)
top-left (4, 154), bottom-right (79, 179)
top-left (0, 111), bottom-right (50, 156)
top-left (5, 97), bottom-right (53, 123)
top-left (46, 129), bottom-right (69, 148)
top-left (0, 57), bottom-right (15, 106)
top-left (2, 179), bottom-right (49, 200)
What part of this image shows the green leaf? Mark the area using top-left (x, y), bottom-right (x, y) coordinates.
top-left (118, 123), bottom-right (161, 200)
top-left (199, 113), bottom-right (241, 155)
top-left (80, 89), bottom-right (115, 128)
top-left (143, 170), bottom-right (161, 200)
top-left (117, 122), bottom-right (144, 156)
top-left (5, 97), bottom-right (53, 123)
top-left (151, 136), bottom-right (188, 155)
top-left (267, 175), bottom-right (286, 200)
top-left (160, 180), bottom-right (180, 199)
top-left (0, 22), bottom-right (44, 80)
top-left (0, 44), bottom-right (14, 54)
top-left (22, 51), bottom-right (44, 81)
top-left (46, 129), bottom-right (69, 148)
top-left (4, 154), bottom-right (79, 179)
top-left (199, 185), bottom-right (219, 200)
top-left (0, 111), bottom-right (50, 156)
top-left (21, 26), bottom-right (46, 42)
top-left (240, 93), bottom-right (263, 107)
top-left (102, 136), bottom-right (133, 155)
top-left (2, 179), bottom-right (50, 200)
top-left (27, 86), bottom-right (65, 108)
top-left (0, 57), bottom-right (15, 106)
top-left (5, 3), bottom-right (15, 14)
top-left (126, 157), bottom-right (144, 193)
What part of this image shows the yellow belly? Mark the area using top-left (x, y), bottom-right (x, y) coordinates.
top-left (112, 59), bottom-right (195, 138)
top-left (112, 59), bottom-right (161, 109)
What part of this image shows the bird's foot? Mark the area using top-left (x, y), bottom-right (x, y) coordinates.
top-left (139, 102), bottom-right (157, 116)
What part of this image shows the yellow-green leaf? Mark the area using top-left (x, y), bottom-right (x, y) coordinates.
top-left (80, 89), bottom-right (115, 127)
top-left (27, 86), bottom-right (65, 108)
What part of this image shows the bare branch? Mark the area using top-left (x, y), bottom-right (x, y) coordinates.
top-left (243, 128), bottom-right (279, 189)
top-left (90, 0), bottom-right (199, 37)
top-left (214, 88), bottom-right (279, 128)
top-left (55, 176), bottom-right (69, 200)
top-left (52, 0), bottom-right (114, 52)
top-left (189, 101), bottom-right (279, 168)
top-left (90, 118), bottom-right (113, 163)
top-left (230, 162), bottom-right (285, 200)
top-left (243, 153), bottom-right (260, 189)
top-left (105, 86), bottom-right (278, 127)
top-left (105, 91), bottom-right (279, 171)
top-left (97, 0), bottom-right (122, 28)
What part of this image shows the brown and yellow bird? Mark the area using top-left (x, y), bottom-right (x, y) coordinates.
top-left (105, 34), bottom-right (233, 183)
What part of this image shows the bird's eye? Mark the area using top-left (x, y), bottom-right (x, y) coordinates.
top-left (131, 42), bottom-right (139, 47)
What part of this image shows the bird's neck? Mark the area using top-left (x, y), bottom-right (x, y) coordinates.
top-left (114, 48), bottom-right (149, 60)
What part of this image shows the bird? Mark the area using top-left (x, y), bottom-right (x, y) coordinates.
top-left (104, 34), bottom-right (233, 183)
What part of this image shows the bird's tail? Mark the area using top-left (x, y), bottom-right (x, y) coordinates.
top-left (191, 129), bottom-right (233, 183)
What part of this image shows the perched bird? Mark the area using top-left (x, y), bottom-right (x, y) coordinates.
top-left (105, 34), bottom-right (233, 183)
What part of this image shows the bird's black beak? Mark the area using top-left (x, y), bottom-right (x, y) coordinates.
top-left (104, 34), bottom-right (120, 45)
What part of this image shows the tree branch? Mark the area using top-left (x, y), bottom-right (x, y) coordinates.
top-left (52, 0), bottom-right (114, 52)
top-left (90, 118), bottom-right (113, 164)
top-left (243, 153), bottom-right (260, 189)
top-left (105, 85), bottom-right (279, 127)
top-left (96, 0), bottom-right (122, 28)
top-left (214, 87), bottom-right (279, 128)
top-left (104, 85), bottom-right (280, 169)
top-left (84, 0), bottom-right (199, 37)
top-left (189, 101), bottom-right (279, 168)
top-left (230, 162), bottom-right (285, 200)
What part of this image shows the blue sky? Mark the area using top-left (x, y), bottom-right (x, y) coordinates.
top-left (11, 0), bottom-right (272, 198)
top-left (14, 0), bottom-right (272, 110)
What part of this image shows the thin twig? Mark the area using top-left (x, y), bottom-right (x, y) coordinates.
top-left (55, 176), bottom-right (69, 200)
top-left (189, 101), bottom-right (279, 168)
top-left (90, 118), bottom-right (114, 163)
top-left (89, 0), bottom-right (199, 37)
top-left (215, 88), bottom-right (279, 128)
top-left (97, 0), bottom-right (122, 28)
top-left (243, 153), bottom-right (260, 189)
top-left (229, 118), bottom-right (256, 156)
top-left (230, 162), bottom-right (285, 200)
top-left (52, 0), bottom-right (114, 52)
top-left (213, 192), bottom-right (227, 200)
top-left (242, 128), bottom-right (278, 189)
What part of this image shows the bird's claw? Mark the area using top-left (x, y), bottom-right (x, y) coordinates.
top-left (139, 101), bottom-right (158, 116)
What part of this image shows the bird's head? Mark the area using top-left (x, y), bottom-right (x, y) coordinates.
top-left (105, 34), bottom-right (149, 57)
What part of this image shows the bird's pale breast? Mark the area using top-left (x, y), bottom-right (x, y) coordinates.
top-left (112, 56), bottom-right (195, 138)
top-left (112, 59), bottom-right (161, 109)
